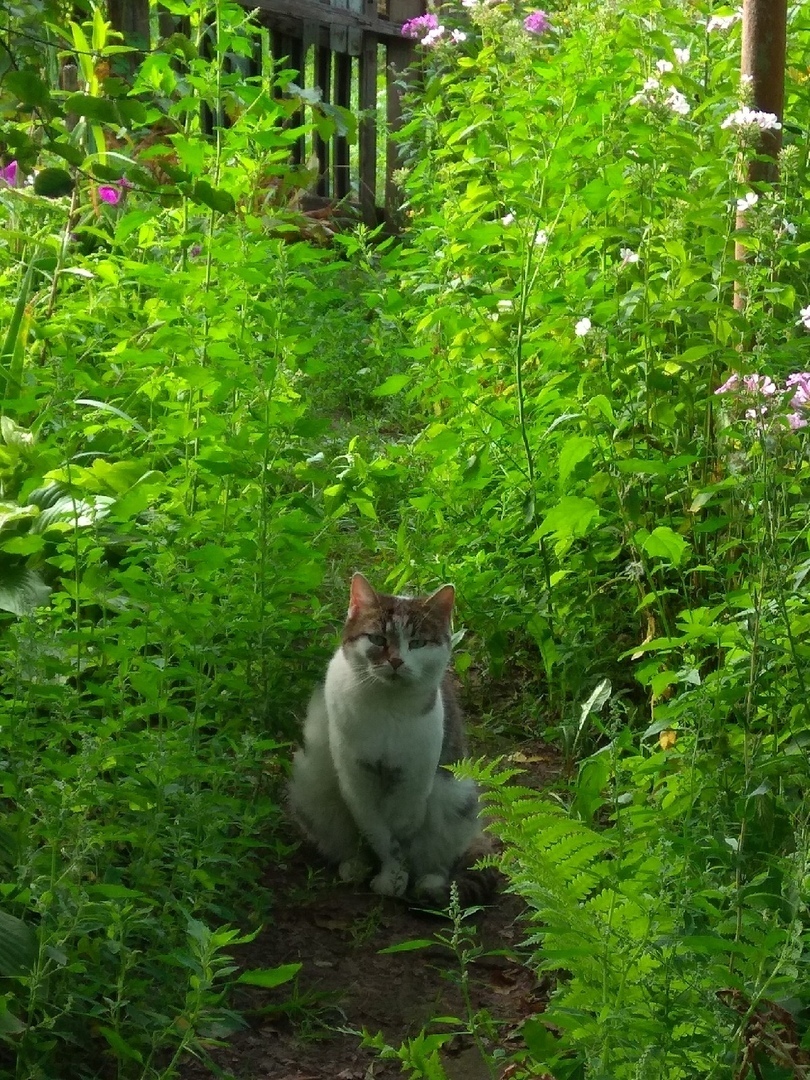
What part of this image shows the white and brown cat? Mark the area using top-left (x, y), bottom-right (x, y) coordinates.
top-left (288, 572), bottom-right (494, 904)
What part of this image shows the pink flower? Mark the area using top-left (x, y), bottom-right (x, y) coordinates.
top-left (97, 177), bottom-right (132, 206)
top-left (742, 374), bottom-right (776, 396)
top-left (524, 9), bottom-right (550, 34)
top-left (401, 13), bottom-right (438, 39)
top-left (0, 160), bottom-right (19, 186)
top-left (788, 412), bottom-right (808, 430)
top-left (714, 374), bottom-right (739, 395)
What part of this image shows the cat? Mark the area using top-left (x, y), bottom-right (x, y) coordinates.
top-left (288, 572), bottom-right (493, 904)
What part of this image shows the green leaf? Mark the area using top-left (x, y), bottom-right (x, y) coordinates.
top-left (640, 526), bottom-right (690, 568)
top-left (6, 69), bottom-right (52, 108)
top-left (193, 181), bottom-right (236, 214)
top-left (34, 168), bottom-right (75, 198)
top-left (0, 910), bottom-right (37, 975)
top-left (378, 939), bottom-right (436, 954)
top-left (64, 93), bottom-right (120, 124)
top-left (98, 1026), bottom-right (144, 1063)
top-left (75, 398), bottom-right (147, 433)
top-left (373, 373), bottom-right (411, 397)
top-left (535, 496), bottom-right (601, 541)
top-left (237, 963), bottom-right (302, 988)
top-left (558, 436), bottom-right (592, 485)
top-left (0, 565), bottom-right (50, 615)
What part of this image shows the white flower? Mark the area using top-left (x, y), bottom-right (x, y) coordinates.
top-left (421, 25), bottom-right (445, 45)
top-left (306, 452), bottom-right (325, 464)
top-left (656, 59), bottom-right (674, 73)
top-left (497, 299), bottom-right (514, 312)
top-left (620, 247), bottom-right (640, 264)
top-left (721, 106), bottom-right (782, 131)
top-left (740, 73), bottom-right (754, 85)
top-left (501, 212), bottom-right (515, 226)
top-left (707, 11), bottom-right (742, 31)
top-left (630, 77), bottom-right (659, 106)
top-left (451, 28), bottom-right (467, 42)
top-left (574, 317), bottom-right (592, 337)
top-left (534, 228), bottom-right (549, 245)
top-left (736, 191), bottom-right (758, 212)
top-left (780, 219), bottom-right (798, 239)
top-left (666, 87), bottom-right (690, 115)
top-left (798, 305), bottom-right (810, 331)
top-left (673, 47), bottom-right (690, 65)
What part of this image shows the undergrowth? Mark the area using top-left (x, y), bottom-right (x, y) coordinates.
top-left (1, 0), bottom-right (810, 1078)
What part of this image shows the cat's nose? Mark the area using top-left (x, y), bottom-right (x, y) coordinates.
top-left (388, 656), bottom-right (404, 670)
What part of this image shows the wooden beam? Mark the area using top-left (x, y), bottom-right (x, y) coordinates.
top-left (248, 0), bottom-right (405, 40)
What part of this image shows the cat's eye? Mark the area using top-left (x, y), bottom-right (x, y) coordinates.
top-left (409, 638), bottom-right (428, 650)
top-left (367, 633), bottom-right (386, 647)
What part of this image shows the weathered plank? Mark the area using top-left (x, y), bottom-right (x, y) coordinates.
top-left (334, 53), bottom-right (352, 198)
top-left (358, 32), bottom-right (378, 224)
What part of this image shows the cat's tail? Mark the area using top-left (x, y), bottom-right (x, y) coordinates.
top-left (452, 834), bottom-right (503, 908)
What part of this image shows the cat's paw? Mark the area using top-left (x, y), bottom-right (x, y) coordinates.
top-left (370, 863), bottom-right (408, 898)
top-left (339, 855), bottom-right (372, 884)
top-left (414, 873), bottom-right (449, 904)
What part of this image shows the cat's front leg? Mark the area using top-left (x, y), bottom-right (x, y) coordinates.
top-left (337, 768), bottom-right (408, 897)
top-left (369, 841), bottom-right (409, 898)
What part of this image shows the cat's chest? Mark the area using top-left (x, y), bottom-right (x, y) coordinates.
top-left (328, 694), bottom-right (444, 773)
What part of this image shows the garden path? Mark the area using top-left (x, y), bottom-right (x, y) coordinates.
top-left (177, 745), bottom-right (561, 1080)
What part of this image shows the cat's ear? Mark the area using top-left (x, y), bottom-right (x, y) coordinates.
top-left (425, 583), bottom-right (455, 623)
top-left (349, 572), bottom-right (377, 617)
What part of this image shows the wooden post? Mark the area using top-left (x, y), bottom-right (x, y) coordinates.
top-left (334, 53), bottom-right (352, 198)
top-left (315, 45), bottom-right (332, 196)
top-left (733, 0), bottom-right (788, 313)
top-left (358, 31), bottom-right (378, 224)
top-left (107, 0), bottom-right (150, 74)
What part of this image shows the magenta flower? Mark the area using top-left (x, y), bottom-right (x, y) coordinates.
top-left (97, 177), bottom-right (131, 206)
top-left (401, 13), bottom-right (439, 39)
top-left (524, 9), bottom-right (550, 34)
top-left (0, 160), bottom-right (19, 186)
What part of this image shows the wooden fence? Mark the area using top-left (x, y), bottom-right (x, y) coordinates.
top-left (108, 1), bottom-right (427, 226)
top-left (249, 1), bottom-right (425, 226)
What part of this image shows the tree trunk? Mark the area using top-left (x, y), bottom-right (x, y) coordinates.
top-left (733, 0), bottom-right (788, 313)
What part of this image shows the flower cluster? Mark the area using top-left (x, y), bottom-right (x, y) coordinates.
top-left (574, 317), bottom-right (592, 337)
top-left (524, 10), bottom-right (550, 34)
top-left (401, 13), bottom-right (438, 39)
top-left (715, 370), bottom-right (810, 431)
top-left (401, 12), bottom-right (466, 45)
top-left (721, 106), bottom-right (782, 132)
top-left (630, 78), bottom-right (690, 116)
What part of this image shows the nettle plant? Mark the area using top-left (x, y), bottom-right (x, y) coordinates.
top-left (0, 1), bottom-right (372, 1075)
top-left (367, 0), bottom-right (810, 1076)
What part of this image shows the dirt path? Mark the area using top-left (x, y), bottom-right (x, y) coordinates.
top-left (179, 745), bottom-right (560, 1080)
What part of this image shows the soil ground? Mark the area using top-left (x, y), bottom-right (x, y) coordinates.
top-left (178, 743), bottom-right (561, 1080)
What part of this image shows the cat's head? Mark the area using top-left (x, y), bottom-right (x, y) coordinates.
top-left (340, 572), bottom-right (454, 688)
